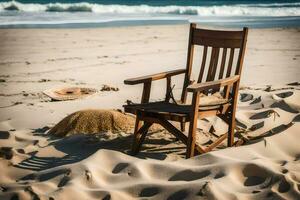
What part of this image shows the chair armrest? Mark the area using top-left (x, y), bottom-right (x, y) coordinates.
top-left (187, 75), bottom-right (240, 93)
top-left (124, 68), bottom-right (186, 85)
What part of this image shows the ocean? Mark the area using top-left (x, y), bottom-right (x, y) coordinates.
top-left (0, 0), bottom-right (300, 28)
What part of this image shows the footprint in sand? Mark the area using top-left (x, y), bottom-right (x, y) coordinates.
top-left (244, 175), bottom-right (267, 187)
top-left (112, 163), bottom-right (130, 174)
top-left (168, 169), bottom-right (211, 181)
top-left (16, 149), bottom-right (25, 154)
top-left (281, 160), bottom-right (288, 166)
top-left (167, 189), bottom-right (189, 200)
top-left (292, 114), bottom-right (300, 122)
top-left (242, 164), bottom-right (272, 187)
top-left (236, 119), bottom-right (247, 129)
top-left (275, 91), bottom-right (293, 98)
top-left (249, 110), bottom-right (279, 120)
top-left (139, 187), bottom-right (160, 197)
top-left (287, 82), bottom-right (300, 86)
top-left (248, 122), bottom-right (293, 141)
top-left (249, 121), bottom-right (265, 131)
top-left (111, 162), bottom-right (141, 177)
top-left (278, 178), bottom-right (291, 193)
top-left (242, 165), bottom-right (293, 196)
top-left (270, 101), bottom-right (298, 113)
top-left (250, 96), bottom-right (261, 104)
top-left (240, 93), bottom-right (254, 102)
top-left (58, 175), bottom-right (71, 188)
top-left (214, 171), bottom-right (225, 179)
top-left (88, 191), bottom-right (111, 199)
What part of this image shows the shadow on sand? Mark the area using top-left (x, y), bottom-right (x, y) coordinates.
top-left (14, 114), bottom-right (299, 172)
top-left (14, 131), bottom-right (182, 172)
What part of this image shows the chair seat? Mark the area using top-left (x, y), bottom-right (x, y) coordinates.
top-left (124, 93), bottom-right (229, 122)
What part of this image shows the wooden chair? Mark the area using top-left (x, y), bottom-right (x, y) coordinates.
top-left (123, 23), bottom-right (248, 158)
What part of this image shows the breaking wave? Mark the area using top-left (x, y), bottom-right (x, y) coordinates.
top-left (0, 1), bottom-right (300, 16)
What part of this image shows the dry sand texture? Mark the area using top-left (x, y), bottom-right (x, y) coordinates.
top-left (0, 25), bottom-right (300, 199)
top-left (0, 87), bottom-right (300, 199)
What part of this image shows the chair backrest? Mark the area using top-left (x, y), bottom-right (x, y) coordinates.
top-left (181, 23), bottom-right (248, 103)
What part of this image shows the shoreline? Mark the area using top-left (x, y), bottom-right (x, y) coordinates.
top-left (1, 16), bottom-right (300, 29)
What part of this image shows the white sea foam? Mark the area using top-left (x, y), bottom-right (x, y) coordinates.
top-left (0, 1), bottom-right (300, 16)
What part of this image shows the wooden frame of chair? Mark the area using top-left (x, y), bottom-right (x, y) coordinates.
top-left (124, 23), bottom-right (248, 158)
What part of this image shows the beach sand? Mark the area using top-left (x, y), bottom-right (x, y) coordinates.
top-left (0, 24), bottom-right (300, 199)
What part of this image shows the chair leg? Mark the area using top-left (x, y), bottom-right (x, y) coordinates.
top-left (186, 120), bottom-right (197, 158)
top-left (227, 111), bottom-right (235, 147)
top-left (134, 124), bottom-right (151, 154)
top-left (132, 117), bottom-right (142, 154)
top-left (134, 117), bottom-right (143, 133)
top-left (186, 92), bottom-right (200, 159)
top-left (131, 120), bottom-right (152, 155)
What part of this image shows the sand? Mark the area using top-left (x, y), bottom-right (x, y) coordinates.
top-left (0, 24), bottom-right (300, 199)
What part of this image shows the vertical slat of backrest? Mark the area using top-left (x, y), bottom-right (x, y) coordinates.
top-left (181, 23), bottom-right (196, 103)
top-left (235, 27), bottom-right (248, 76)
top-left (206, 47), bottom-right (220, 82)
top-left (197, 46), bottom-right (208, 83)
top-left (206, 47), bottom-right (215, 82)
top-left (219, 48), bottom-right (227, 79)
top-left (210, 47), bottom-right (220, 81)
top-left (223, 48), bottom-right (235, 99)
top-left (226, 48), bottom-right (235, 77)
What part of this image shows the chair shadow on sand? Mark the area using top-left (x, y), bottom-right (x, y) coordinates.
top-left (14, 111), bottom-right (299, 173)
top-left (14, 129), bottom-right (186, 172)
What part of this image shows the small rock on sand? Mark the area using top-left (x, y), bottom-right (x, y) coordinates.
top-left (100, 85), bottom-right (119, 92)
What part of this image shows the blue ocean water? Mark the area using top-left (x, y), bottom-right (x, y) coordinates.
top-left (0, 0), bottom-right (299, 28)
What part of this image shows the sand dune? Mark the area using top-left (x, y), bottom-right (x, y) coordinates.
top-left (0, 126), bottom-right (299, 199)
top-left (0, 25), bottom-right (300, 199)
